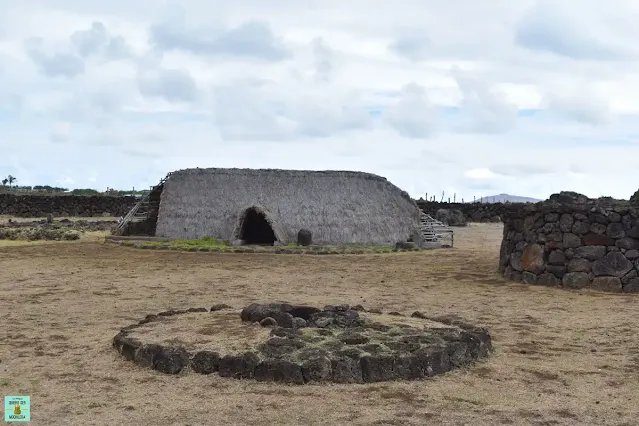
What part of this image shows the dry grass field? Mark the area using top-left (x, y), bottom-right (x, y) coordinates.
top-left (1, 223), bottom-right (638, 425)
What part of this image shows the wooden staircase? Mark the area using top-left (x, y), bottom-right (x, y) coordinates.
top-left (419, 211), bottom-right (454, 247)
top-left (114, 173), bottom-right (172, 236)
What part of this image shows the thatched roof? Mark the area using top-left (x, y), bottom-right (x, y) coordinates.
top-left (154, 168), bottom-right (421, 245)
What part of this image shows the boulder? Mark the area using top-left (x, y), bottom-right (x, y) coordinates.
top-left (510, 252), bottom-right (523, 272)
top-left (571, 221), bottom-right (590, 235)
top-left (522, 244), bottom-right (545, 274)
top-left (562, 272), bottom-right (590, 289)
top-left (190, 351), bottom-right (221, 374)
top-left (330, 357), bottom-right (363, 383)
top-left (254, 359), bottom-right (304, 384)
top-left (575, 246), bottom-right (607, 260)
top-left (240, 303), bottom-right (295, 328)
top-left (567, 258), bottom-right (591, 273)
top-left (616, 238), bottom-right (639, 251)
top-left (591, 277), bottom-right (622, 292)
top-left (537, 273), bottom-right (560, 286)
top-left (592, 252), bottom-right (633, 277)
top-left (547, 250), bottom-right (566, 266)
top-left (301, 356), bottom-right (332, 382)
top-left (559, 214), bottom-right (574, 232)
top-left (297, 229), bottom-right (312, 246)
top-left (259, 317), bottom-right (278, 327)
top-left (563, 233), bottom-right (582, 248)
top-left (521, 271), bottom-right (537, 284)
top-left (546, 265), bottom-right (566, 278)
top-left (134, 344), bottom-right (163, 368)
top-left (606, 223), bottom-right (625, 239)
top-left (435, 209), bottom-right (467, 226)
top-left (218, 352), bottom-right (260, 379)
top-left (153, 347), bottom-right (189, 374)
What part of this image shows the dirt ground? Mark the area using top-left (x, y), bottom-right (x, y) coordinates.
top-left (1, 223), bottom-right (638, 425)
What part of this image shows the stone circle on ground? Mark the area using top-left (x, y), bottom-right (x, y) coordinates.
top-left (113, 303), bottom-right (492, 384)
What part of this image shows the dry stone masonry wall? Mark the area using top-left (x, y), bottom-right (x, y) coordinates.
top-left (499, 204), bottom-right (639, 293)
top-left (1, 193), bottom-right (515, 223)
top-left (0, 194), bottom-right (137, 217)
top-left (416, 200), bottom-right (518, 223)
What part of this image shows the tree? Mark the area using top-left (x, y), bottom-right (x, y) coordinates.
top-left (7, 175), bottom-right (16, 187)
top-left (1, 178), bottom-right (7, 186)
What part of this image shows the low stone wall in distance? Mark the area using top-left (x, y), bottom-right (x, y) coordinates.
top-left (0, 194), bottom-right (138, 217)
top-left (499, 204), bottom-right (639, 292)
top-left (416, 200), bottom-right (526, 223)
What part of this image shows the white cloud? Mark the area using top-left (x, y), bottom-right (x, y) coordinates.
top-left (384, 83), bottom-right (437, 138)
top-left (465, 168), bottom-right (497, 180)
top-left (49, 121), bottom-right (71, 143)
top-left (0, 0), bottom-right (638, 201)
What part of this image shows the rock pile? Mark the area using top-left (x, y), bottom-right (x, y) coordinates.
top-left (435, 209), bottom-right (468, 226)
top-left (113, 303), bottom-right (492, 384)
top-left (500, 205), bottom-right (639, 292)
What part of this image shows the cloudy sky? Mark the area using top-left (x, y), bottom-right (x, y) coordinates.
top-left (1, 0), bottom-right (638, 200)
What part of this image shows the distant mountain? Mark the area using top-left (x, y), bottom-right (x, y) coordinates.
top-left (475, 193), bottom-right (542, 203)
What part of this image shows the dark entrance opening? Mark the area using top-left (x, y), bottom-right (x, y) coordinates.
top-left (240, 208), bottom-right (277, 245)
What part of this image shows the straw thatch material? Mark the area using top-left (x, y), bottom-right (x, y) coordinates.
top-left (154, 168), bottom-right (422, 245)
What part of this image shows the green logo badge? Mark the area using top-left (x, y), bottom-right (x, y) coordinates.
top-left (4, 396), bottom-right (30, 422)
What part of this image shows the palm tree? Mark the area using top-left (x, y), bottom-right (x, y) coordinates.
top-left (7, 175), bottom-right (15, 187)
top-left (1, 178), bottom-right (7, 186)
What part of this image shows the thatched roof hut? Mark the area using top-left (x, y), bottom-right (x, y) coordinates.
top-left (154, 168), bottom-right (422, 246)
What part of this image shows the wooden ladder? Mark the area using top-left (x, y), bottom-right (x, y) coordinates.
top-left (419, 211), bottom-right (454, 247)
top-left (114, 172), bottom-right (172, 235)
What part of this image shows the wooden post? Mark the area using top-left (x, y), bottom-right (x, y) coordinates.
top-left (453, 193), bottom-right (456, 203)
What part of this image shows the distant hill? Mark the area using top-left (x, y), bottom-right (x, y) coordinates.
top-left (476, 193), bottom-right (542, 203)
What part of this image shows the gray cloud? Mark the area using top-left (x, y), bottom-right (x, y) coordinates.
top-left (71, 22), bottom-right (108, 57)
top-left (212, 78), bottom-right (372, 141)
top-left (384, 83), bottom-right (437, 139)
top-left (515, 2), bottom-right (633, 60)
top-left (25, 39), bottom-right (85, 78)
top-left (138, 69), bottom-right (198, 103)
top-left (544, 91), bottom-right (611, 125)
top-left (49, 131), bottom-right (69, 144)
top-left (150, 18), bottom-right (289, 61)
top-left (71, 21), bottom-right (131, 59)
top-left (389, 35), bottom-right (430, 61)
top-left (451, 67), bottom-right (518, 134)
top-left (312, 37), bottom-right (333, 83)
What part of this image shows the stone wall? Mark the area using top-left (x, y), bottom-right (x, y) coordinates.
top-left (416, 200), bottom-right (526, 223)
top-left (0, 194), bottom-right (137, 217)
top-left (0, 193), bottom-right (525, 222)
top-left (499, 204), bottom-right (639, 293)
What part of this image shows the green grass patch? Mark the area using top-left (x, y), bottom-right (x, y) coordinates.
top-left (169, 236), bottom-right (229, 248)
